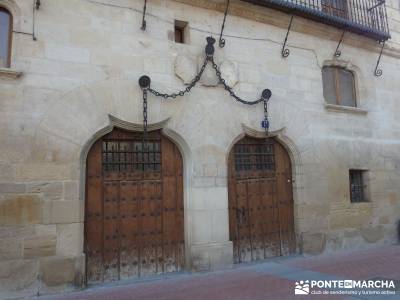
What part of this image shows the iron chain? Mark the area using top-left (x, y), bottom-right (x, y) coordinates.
top-left (148, 57), bottom-right (209, 99)
top-left (141, 36), bottom-right (272, 143)
top-left (147, 55), bottom-right (263, 106)
top-left (210, 57), bottom-right (264, 105)
top-left (263, 99), bottom-right (269, 137)
top-left (142, 89), bottom-right (148, 150)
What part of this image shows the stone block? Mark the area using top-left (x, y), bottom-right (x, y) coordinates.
top-left (63, 181), bottom-right (79, 201)
top-left (0, 225), bottom-right (35, 239)
top-left (0, 237), bottom-right (22, 260)
top-left (199, 57), bottom-right (219, 87)
top-left (42, 200), bottom-right (82, 224)
top-left (26, 182), bottom-right (63, 201)
top-left (56, 223), bottom-right (83, 257)
top-left (361, 225), bottom-right (384, 243)
top-left (0, 183), bottom-right (25, 193)
top-left (45, 44), bottom-right (90, 64)
top-left (15, 163), bottom-right (73, 181)
top-left (0, 195), bottom-right (42, 225)
top-left (190, 242), bottom-right (233, 271)
top-left (174, 54), bottom-right (197, 84)
top-left (192, 176), bottom-right (215, 188)
top-left (23, 236), bottom-right (57, 258)
top-left (39, 256), bottom-right (81, 288)
top-left (0, 163), bottom-right (15, 182)
top-left (211, 209), bottom-right (229, 242)
top-left (220, 60), bottom-right (239, 87)
top-left (0, 259), bottom-right (38, 299)
top-left (190, 186), bottom-right (228, 211)
top-left (191, 210), bottom-right (212, 244)
top-left (35, 224), bottom-right (57, 237)
top-left (301, 232), bottom-right (326, 255)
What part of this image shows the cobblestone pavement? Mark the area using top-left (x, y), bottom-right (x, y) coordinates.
top-left (37, 245), bottom-right (400, 300)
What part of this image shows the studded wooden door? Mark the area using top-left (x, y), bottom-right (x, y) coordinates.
top-left (85, 128), bottom-right (184, 283)
top-left (228, 136), bottom-right (295, 263)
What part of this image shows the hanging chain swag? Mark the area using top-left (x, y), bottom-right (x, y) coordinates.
top-left (139, 36), bottom-right (272, 139)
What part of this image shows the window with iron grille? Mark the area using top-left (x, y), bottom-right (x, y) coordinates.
top-left (102, 140), bottom-right (161, 172)
top-left (322, 66), bottom-right (356, 107)
top-left (349, 170), bottom-right (369, 203)
top-left (234, 142), bottom-right (275, 173)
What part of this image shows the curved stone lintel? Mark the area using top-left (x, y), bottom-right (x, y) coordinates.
top-left (241, 123), bottom-right (286, 138)
top-left (80, 115), bottom-right (171, 201)
top-left (108, 114), bottom-right (170, 132)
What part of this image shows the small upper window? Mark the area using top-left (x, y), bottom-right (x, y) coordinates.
top-left (174, 20), bottom-right (188, 44)
top-left (0, 8), bottom-right (12, 68)
top-left (322, 66), bottom-right (356, 107)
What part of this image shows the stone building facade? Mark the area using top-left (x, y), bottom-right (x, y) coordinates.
top-left (0, 0), bottom-right (399, 298)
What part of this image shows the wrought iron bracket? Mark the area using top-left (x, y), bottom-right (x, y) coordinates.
top-left (374, 40), bottom-right (385, 77)
top-left (32, 0), bottom-right (39, 41)
top-left (219, 0), bottom-right (230, 48)
top-left (281, 16), bottom-right (293, 58)
top-left (141, 0), bottom-right (147, 31)
top-left (334, 31), bottom-right (345, 57)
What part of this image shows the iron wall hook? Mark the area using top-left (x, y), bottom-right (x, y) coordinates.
top-left (334, 31), bottom-right (345, 57)
top-left (219, 0), bottom-right (230, 48)
top-left (281, 16), bottom-right (293, 58)
top-left (374, 40), bottom-right (385, 77)
top-left (141, 0), bottom-right (147, 30)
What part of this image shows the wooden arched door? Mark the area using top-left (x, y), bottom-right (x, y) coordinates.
top-left (228, 136), bottom-right (295, 263)
top-left (85, 128), bottom-right (184, 283)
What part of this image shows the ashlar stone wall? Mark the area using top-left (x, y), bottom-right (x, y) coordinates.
top-left (0, 0), bottom-right (399, 298)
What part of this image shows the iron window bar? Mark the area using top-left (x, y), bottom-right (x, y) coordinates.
top-left (242, 0), bottom-right (390, 41)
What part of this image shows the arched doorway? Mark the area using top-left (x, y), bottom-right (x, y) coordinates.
top-left (85, 128), bottom-right (184, 283)
top-left (228, 136), bottom-right (295, 263)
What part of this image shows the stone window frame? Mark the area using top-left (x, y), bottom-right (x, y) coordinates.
top-left (349, 169), bottom-right (370, 203)
top-left (169, 19), bottom-right (190, 44)
top-left (0, 0), bottom-right (22, 78)
top-left (0, 7), bottom-right (13, 68)
top-left (322, 60), bottom-right (367, 115)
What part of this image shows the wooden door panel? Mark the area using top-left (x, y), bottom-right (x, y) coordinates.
top-left (103, 181), bottom-right (120, 281)
top-left (236, 181), bottom-right (252, 263)
top-left (228, 137), bottom-right (295, 264)
top-left (275, 143), bottom-right (296, 256)
top-left (119, 181), bottom-right (140, 279)
top-left (247, 179), bottom-right (264, 260)
top-left (85, 129), bottom-right (184, 283)
top-left (262, 179), bottom-right (280, 258)
top-left (141, 181), bottom-right (160, 276)
top-left (85, 220), bottom-right (103, 282)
